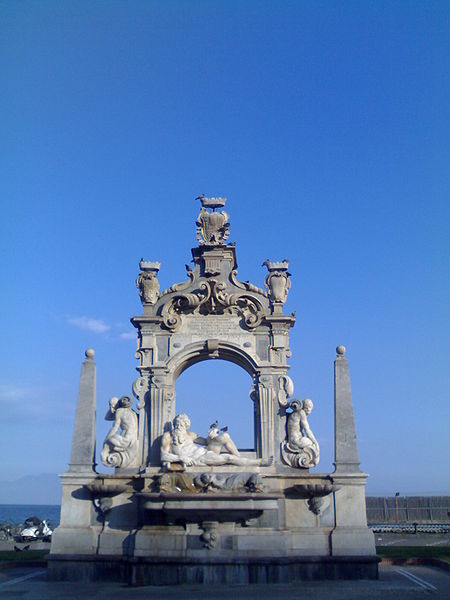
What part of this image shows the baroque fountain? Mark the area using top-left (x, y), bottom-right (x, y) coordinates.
top-left (48, 196), bottom-right (378, 584)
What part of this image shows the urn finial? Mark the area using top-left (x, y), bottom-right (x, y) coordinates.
top-left (263, 259), bottom-right (291, 309)
top-left (136, 261), bottom-right (161, 305)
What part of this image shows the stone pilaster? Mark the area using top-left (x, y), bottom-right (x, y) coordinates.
top-left (333, 345), bottom-right (360, 474)
top-left (148, 376), bottom-right (174, 465)
top-left (257, 375), bottom-right (276, 459)
top-left (132, 373), bottom-right (150, 468)
top-left (68, 349), bottom-right (97, 473)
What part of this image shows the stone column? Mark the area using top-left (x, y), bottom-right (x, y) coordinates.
top-left (68, 349), bottom-right (97, 473)
top-left (333, 345), bottom-right (360, 474)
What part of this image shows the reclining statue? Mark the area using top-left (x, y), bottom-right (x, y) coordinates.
top-left (161, 413), bottom-right (272, 469)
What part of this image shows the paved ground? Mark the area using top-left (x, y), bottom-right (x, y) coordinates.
top-left (0, 565), bottom-right (448, 599)
top-left (0, 540), bottom-right (50, 551)
top-left (375, 532), bottom-right (450, 547)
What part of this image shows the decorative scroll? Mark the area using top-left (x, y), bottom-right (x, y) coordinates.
top-left (161, 279), bottom-right (265, 332)
top-left (160, 264), bottom-right (194, 297)
top-left (230, 269), bottom-right (268, 298)
top-left (277, 375), bottom-right (294, 407)
top-left (132, 376), bottom-right (148, 409)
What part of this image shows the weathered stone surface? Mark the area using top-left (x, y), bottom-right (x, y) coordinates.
top-left (136, 261), bottom-right (160, 305)
top-left (50, 196), bottom-right (377, 583)
top-left (334, 346), bottom-right (361, 473)
top-left (160, 413), bottom-right (273, 469)
top-left (281, 399), bottom-right (320, 468)
top-left (100, 396), bottom-right (138, 469)
top-left (131, 219), bottom-right (296, 465)
top-left (68, 349), bottom-right (96, 473)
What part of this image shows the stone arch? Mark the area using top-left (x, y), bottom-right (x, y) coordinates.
top-left (168, 340), bottom-right (259, 379)
top-left (175, 357), bottom-right (255, 451)
top-left (169, 342), bottom-right (259, 458)
top-left (131, 222), bottom-right (296, 468)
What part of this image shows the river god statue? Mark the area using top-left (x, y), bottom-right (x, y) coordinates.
top-left (161, 413), bottom-right (272, 469)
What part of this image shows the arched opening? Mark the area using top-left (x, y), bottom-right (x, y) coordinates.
top-left (175, 359), bottom-right (254, 450)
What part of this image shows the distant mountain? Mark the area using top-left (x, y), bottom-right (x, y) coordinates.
top-left (0, 473), bottom-right (61, 505)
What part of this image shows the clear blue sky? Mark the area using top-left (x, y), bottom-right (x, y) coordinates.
top-left (1, 1), bottom-right (449, 500)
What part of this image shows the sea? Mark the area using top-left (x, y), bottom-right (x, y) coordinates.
top-left (0, 504), bottom-right (60, 527)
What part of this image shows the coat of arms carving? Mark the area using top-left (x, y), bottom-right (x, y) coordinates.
top-left (196, 195), bottom-right (230, 246)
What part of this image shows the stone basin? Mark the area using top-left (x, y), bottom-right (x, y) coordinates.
top-left (137, 492), bottom-right (279, 524)
top-left (85, 481), bottom-right (129, 497)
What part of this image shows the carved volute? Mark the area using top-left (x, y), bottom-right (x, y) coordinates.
top-left (131, 195), bottom-right (300, 467)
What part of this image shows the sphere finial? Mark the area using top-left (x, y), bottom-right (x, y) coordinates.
top-left (336, 345), bottom-right (346, 357)
top-left (85, 348), bottom-right (95, 360)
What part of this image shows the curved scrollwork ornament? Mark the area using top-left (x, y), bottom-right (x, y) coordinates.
top-left (160, 264), bottom-right (194, 297)
top-left (278, 375), bottom-right (294, 407)
top-left (160, 279), bottom-right (264, 331)
top-left (230, 269), bottom-right (268, 297)
top-left (132, 376), bottom-right (148, 409)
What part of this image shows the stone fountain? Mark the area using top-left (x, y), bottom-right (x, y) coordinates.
top-left (48, 196), bottom-right (378, 584)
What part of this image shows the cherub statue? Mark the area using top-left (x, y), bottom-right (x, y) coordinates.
top-left (282, 399), bottom-right (320, 468)
top-left (101, 396), bottom-right (138, 468)
top-left (160, 413), bottom-right (272, 469)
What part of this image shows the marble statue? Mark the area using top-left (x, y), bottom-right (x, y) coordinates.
top-left (161, 413), bottom-right (272, 468)
top-left (281, 399), bottom-right (320, 468)
top-left (157, 471), bottom-right (264, 494)
top-left (101, 396), bottom-right (138, 468)
top-left (193, 472), bottom-right (264, 493)
top-left (204, 421), bottom-right (239, 456)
